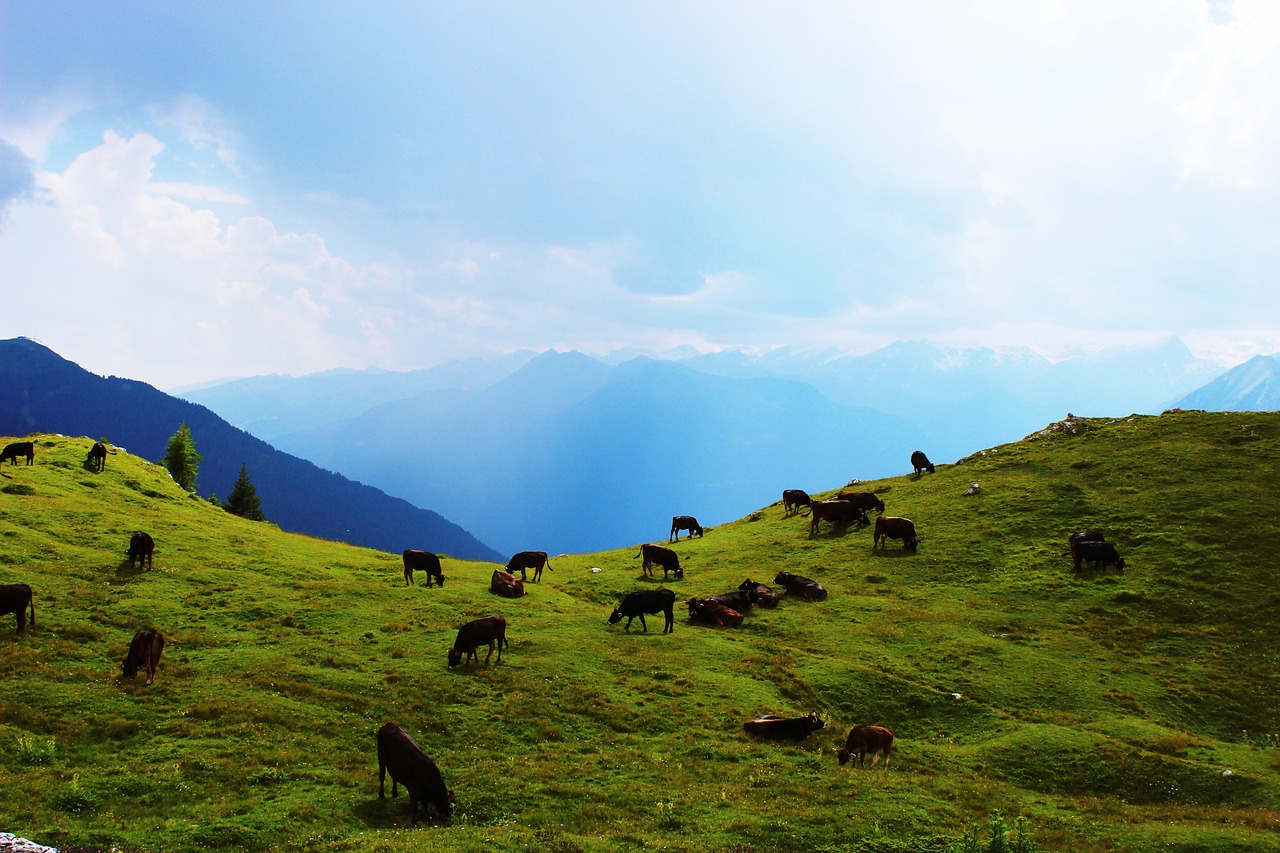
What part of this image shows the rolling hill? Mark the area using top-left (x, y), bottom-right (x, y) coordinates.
top-left (2, 411), bottom-right (1278, 852)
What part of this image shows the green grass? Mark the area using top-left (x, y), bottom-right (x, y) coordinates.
top-left (1, 413), bottom-right (1279, 852)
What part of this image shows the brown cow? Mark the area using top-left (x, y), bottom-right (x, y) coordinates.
top-left (636, 543), bottom-right (683, 580)
top-left (837, 725), bottom-right (894, 768)
top-left (377, 722), bottom-right (454, 823)
top-left (738, 578), bottom-right (779, 608)
top-left (836, 491), bottom-right (885, 514)
top-left (122, 629), bottom-right (165, 685)
top-left (687, 598), bottom-right (743, 627)
top-left (505, 551), bottom-right (551, 582)
top-left (490, 569), bottom-right (526, 598)
top-left (873, 516), bottom-right (919, 552)
top-left (809, 499), bottom-right (868, 535)
top-left (669, 516), bottom-right (704, 540)
top-left (0, 583), bottom-right (35, 634)
top-left (447, 615), bottom-right (508, 668)
top-left (402, 550), bottom-right (445, 587)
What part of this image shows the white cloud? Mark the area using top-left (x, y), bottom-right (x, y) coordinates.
top-left (147, 95), bottom-right (244, 176)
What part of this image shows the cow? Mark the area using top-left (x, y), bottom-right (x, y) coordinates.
top-left (670, 516), bottom-right (704, 541)
top-left (1067, 530), bottom-right (1106, 570)
top-left (608, 588), bottom-right (676, 633)
top-left (402, 550), bottom-right (445, 587)
top-left (702, 588), bottom-right (755, 615)
top-left (0, 441), bottom-right (34, 466)
top-left (127, 532), bottom-right (155, 570)
top-left (782, 489), bottom-right (811, 515)
top-left (809, 500), bottom-right (869, 535)
top-left (836, 491), bottom-right (885, 514)
top-left (743, 713), bottom-right (827, 741)
top-left (873, 516), bottom-right (919, 552)
top-left (774, 571), bottom-right (828, 602)
top-left (121, 628), bottom-right (165, 685)
top-left (0, 583), bottom-right (35, 635)
top-left (637, 543), bottom-right (683, 580)
top-left (1073, 539), bottom-right (1125, 572)
top-left (447, 615), bottom-right (508, 668)
top-left (836, 725), bottom-right (894, 768)
top-left (738, 578), bottom-right (779, 609)
top-left (687, 598), bottom-right (744, 627)
top-left (505, 551), bottom-right (551, 582)
top-left (911, 450), bottom-right (935, 476)
top-left (489, 569), bottom-right (525, 598)
top-left (86, 441), bottom-right (108, 471)
top-left (376, 722), bottom-right (454, 824)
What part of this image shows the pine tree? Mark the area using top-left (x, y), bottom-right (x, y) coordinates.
top-left (223, 464), bottom-right (265, 521)
top-left (163, 422), bottom-right (202, 492)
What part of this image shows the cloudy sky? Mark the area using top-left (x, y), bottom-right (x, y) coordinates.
top-left (2, 0), bottom-right (1279, 388)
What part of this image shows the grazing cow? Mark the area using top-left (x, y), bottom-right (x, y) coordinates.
top-left (86, 441), bottom-right (108, 471)
top-left (608, 588), bottom-right (676, 633)
top-left (121, 629), bottom-right (165, 685)
top-left (809, 500), bottom-right (869, 535)
top-left (637, 543), bottom-right (683, 580)
top-left (127, 532), bottom-right (155, 570)
top-left (1067, 530), bottom-right (1106, 570)
top-left (743, 713), bottom-right (827, 741)
top-left (738, 578), bottom-right (779, 609)
top-left (402, 550), bottom-right (445, 587)
top-left (911, 450), bottom-right (935, 476)
top-left (376, 722), bottom-right (454, 823)
top-left (687, 598), bottom-right (744, 627)
top-left (837, 725), bottom-right (894, 768)
top-left (447, 615), bottom-right (508, 668)
top-left (836, 491), bottom-right (885, 514)
top-left (873, 516), bottom-right (919, 552)
top-left (670, 516), bottom-right (704, 541)
top-left (505, 550), bottom-right (551, 582)
top-left (782, 489), bottom-right (812, 515)
top-left (0, 441), bottom-right (35, 466)
top-left (1073, 540), bottom-right (1125, 571)
top-left (773, 571), bottom-right (828, 602)
top-left (0, 583), bottom-right (35, 635)
top-left (489, 569), bottom-right (526, 598)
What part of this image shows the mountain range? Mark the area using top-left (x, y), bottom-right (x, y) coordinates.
top-left (1173, 354), bottom-right (1280, 411)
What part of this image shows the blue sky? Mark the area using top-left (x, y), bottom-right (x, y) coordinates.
top-left (2, 0), bottom-right (1278, 388)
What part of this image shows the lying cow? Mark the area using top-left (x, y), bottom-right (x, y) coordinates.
top-left (774, 571), bottom-right (827, 602)
top-left (873, 516), bottom-right (919, 552)
top-left (837, 725), bottom-right (894, 768)
top-left (506, 550), bottom-right (551, 582)
top-left (377, 722), bottom-right (454, 823)
top-left (836, 491), bottom-right (885, 514)
top-left (910, 450), bottom-right (935, 476)
top-left (127, 532), bottom-right (155, 570)
top-left (448, 615), bottom-right (508, 668)
top-left (687, 598), bottom-right (743, 627)
top-left (637, 543), bottom-right (683, 580)
top-left (738, 578), bottom-right (779, 608)
top-left (122, 628), bottom-right (165, 685)
top-left (1074, 539), bottom-right (1125, 572)
top-left (702, 588), bottom-right (755, 615)
top-left (86, 441), bottom-right (108, 471)
top-left (0, 583), bottom-right (35, 635)
top-left (402, 550), bottom-right (445, 587)
top-left (670, 516), bottom-right (704, 541)
top-left (743, 712), bottom-right (827, 741)
top-left (782, 489), bottom-right (811, 515)
top-left (490, 569), bottom-right (525, 598)
top-left (0, 441), bottom-right (34, 466)
top-left (608, 588), bottom-right (676, 633)
top-left (809, 499), bottom-right (868, 535)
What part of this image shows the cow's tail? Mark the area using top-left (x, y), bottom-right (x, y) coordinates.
top-left (29, 592), bottom-right (35, 627)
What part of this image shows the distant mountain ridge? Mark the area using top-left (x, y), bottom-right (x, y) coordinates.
top-left (1173, 354), bottom-right (1280, 411)
top-left (0, 337), bottom-right (502, 561)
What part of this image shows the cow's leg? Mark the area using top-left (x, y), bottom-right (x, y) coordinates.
top-left (638, 612), bottom-right (648, 632)
top-left (405, 567), bottom-right (413, 586)
top-left (408, 793), bottom-right (420, 825)
top-left (379, 762), bottom-right (387, 798)
top-left (664, 608), bottom-right (674, 633)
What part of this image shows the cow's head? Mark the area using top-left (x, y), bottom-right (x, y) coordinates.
top-left (908, 538), bottom-right (920, 552)
top-left (447, 648), bottom-right (463, 669)
top-left (836, 747), bottom-right (851, 766)
top-left (607, 608), bottom-right (623, 625)
top-left (434, 573), bottom-right (446, 587)
top-left (122, 653), bottom-right (137, 677)
top-left (774, 571), bottom-right (791, 585)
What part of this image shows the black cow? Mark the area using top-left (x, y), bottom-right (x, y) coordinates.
top-left (836, 491), bottom-right (885, 514)
top-left (702, 588), bottom-right (755, 615)
top-left (122, 628), bottom-right (165, 685)
top-left (608, 589), bottom-right (676, 633)
top-left (490, 569), bottom-right (525, 598)
top-left (86, 442), bottom-right (108, 471)
top-left (911, 450), bottom-right (935, 476)
top-left (127, 532), bottom-right (154, 569)
top-left (1067, 530), bottom-right (1106, 570)
top-left (774, 571), bottom-right (827, 601)
top-left (637, 543), bottom-right (683, 579)
top-left (0, 441), bottom-right (34, 466)
top-left (506, 550), bottom-right (551, 582)
top-left (809, 500), bottom-right (868, 535)
top-left (377, 722), bottom-right (454, 824)
top-left (670, 516), bottom-right (704, 540)
top-left (1074, 540), bottom-right (1125, 571)
top-left (738, 578), bottom-right (779, 608)
top-left (0, 583), bottom-right (35, 635)
top-left (782, 489), bottom-right (811, 515)
top-left (837, 725), bottom-right (894, 768)
top-left (447, 615), bottom-right (508, 668)
top-left (743, 713), bottom-right (827, 741)
top-left (873, 516), bottom-right (919, 552)
top-left (402, 550), bottom-right (445, 587)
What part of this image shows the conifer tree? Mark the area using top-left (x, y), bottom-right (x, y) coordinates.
top-left (223, 464), bottom-right (265, 521)
top-left (163, 422), bottom-right (202, 492)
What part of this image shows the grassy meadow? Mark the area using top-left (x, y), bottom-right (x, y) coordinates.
top-left (1, 412), bottom-right (1279, 852)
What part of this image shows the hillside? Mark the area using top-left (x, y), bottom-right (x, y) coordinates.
top-left (0, 337), bottom-right (501, 562)
top-left (2, 412), bottom-right (1279, 852)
